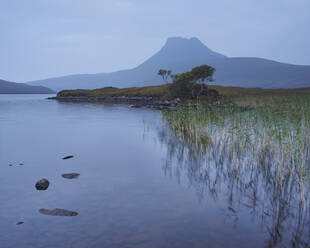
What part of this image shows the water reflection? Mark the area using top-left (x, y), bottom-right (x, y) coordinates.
top-left (2, 95), bottom-right (309, 247)
top-left (157, 125), bottom-right (310, 247)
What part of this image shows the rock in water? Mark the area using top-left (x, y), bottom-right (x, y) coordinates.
top-left (39, 208), bottom-right (78, 216)
top-left (35, 179), bottom-right (50, 190)
top-left (16, 221), bottom-right (24, 225)
top-left (62, 173), bottom-right (80, 179)
top-left (62, 155), bottom-right (74, 160)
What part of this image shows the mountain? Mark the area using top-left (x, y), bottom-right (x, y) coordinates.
top-left (27, 37), bottom-right (310, 91)
top-left (0, 79), bottom-right (55, 94)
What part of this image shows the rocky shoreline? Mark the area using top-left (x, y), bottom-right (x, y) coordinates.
top-left (48, 95), bottom-right (255, 112)
top-left (48, 96), bottom-right (184, 109)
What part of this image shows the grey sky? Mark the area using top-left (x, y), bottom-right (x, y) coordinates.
top-left (1, 0), bottom-right (310, 82)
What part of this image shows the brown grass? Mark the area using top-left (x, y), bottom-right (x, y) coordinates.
top-left (58, 83), bottom-right (310, 99)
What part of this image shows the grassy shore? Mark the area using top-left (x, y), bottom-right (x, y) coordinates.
top-left (58, 83), bottom-right (310, 194)
top-left (209, 85), bottom-right (310, 97)
top-left (159, 93), bottom-right (310, 245)
top-left (57, 84), bottom-right (310, 99)
top-left (57, 85), bottom-right (171, 98)
top-left (162, 93), bottom-right (310, 180)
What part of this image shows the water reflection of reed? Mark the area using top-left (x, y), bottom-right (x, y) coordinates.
top-left (157, 125), bottom-right (310, 247)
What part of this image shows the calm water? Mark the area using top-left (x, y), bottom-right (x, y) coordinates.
top-left (0, 95), bottom-right (309, 248)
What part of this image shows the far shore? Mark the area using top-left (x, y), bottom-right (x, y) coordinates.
top-left (48, 83), bottom-right (310, 109)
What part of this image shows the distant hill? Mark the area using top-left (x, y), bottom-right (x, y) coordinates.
top-left (0, 79), bottom-right (54, 94)
top-left (27, 37), bottom-right (310, 91)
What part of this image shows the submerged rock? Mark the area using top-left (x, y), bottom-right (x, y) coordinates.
top-left (62, 173), bottom-right (80, 179)
top-left (16, 221), bottom-right (24, 225)
top-left (62, 155), bottom-right (74, 160)
top-left (228, 207), bottom-right (237, 213)
top-left (35, 179), bottom-right (50, 191)
top-left (39, 208), bottom-right (78, 216)
top-left (130, 104), bottom-right (143, 108)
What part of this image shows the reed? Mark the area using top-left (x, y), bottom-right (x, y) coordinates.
top-left (160, 94), bottom-right (310, 246)
top-left (162, 94), bottom-right (310, 182)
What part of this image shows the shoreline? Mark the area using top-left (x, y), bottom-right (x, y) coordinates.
top-left (47, 96), bottom-right (183, 109)
top-left (47, 95), bottom-right (248, 112)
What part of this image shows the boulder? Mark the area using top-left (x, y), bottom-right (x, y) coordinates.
top-left (62, 155), bottom-right (74, 160)
top-left (35, 179), bottom-right (50, 191)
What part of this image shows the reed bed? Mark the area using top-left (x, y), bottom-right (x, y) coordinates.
top-left (160, 94), bottom-right (310, 246)
top-left (163, 95), bottom-right (310, 183)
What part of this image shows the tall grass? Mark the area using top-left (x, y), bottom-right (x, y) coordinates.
top-left (160, 94), bottom-right (310, 246)
top-left (163, 95), bottom-right (310, 185)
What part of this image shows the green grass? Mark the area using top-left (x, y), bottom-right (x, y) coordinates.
top-left (58, 85), bottom-right (171, 98)
top-left (162, 94), bottom-right (310, 183)
top-left (208, 85), bottom-right (310, 97)
top-left (58, 84), bottom-right (310, 100)
top-left (160, 94), bottom-right (310, 244)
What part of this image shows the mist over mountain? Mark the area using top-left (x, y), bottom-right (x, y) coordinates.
top-left (27, 37), bottom-right (310, 91)
top-left (0, 79), bottom-right (54, 94)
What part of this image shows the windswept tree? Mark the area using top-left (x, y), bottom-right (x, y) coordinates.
top-left (191, 65), bottom-right (215, 83)
top-left (169, 65), bottom-right (216, 99)
top-left (158, 69), bottom-right (172, 83)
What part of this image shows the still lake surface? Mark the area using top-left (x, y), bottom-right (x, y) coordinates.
top-left (0, 95), bottom-right (308, 248)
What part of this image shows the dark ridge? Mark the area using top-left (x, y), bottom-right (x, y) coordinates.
top-left (0, 79), bottom-right (54, 94)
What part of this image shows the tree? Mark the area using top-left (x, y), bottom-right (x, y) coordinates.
top-left (169, 65), bottom-right (215, 99)
top-left (190, 65), bottom-right (215, 98)
top-left (191, 65), bottom-right (215, 83)
top-left (158, 69), bottom-right (172, 83)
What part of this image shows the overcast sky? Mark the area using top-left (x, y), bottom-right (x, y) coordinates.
top-left (1, 0), bottom-right (310, 82)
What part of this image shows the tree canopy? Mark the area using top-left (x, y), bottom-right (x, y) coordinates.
top-left (190, 65), bottom-right (215, 83)
top-left (163, 65), bottom-right (216, 99)
top-left (158, 69), bottom-right (172, 83)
